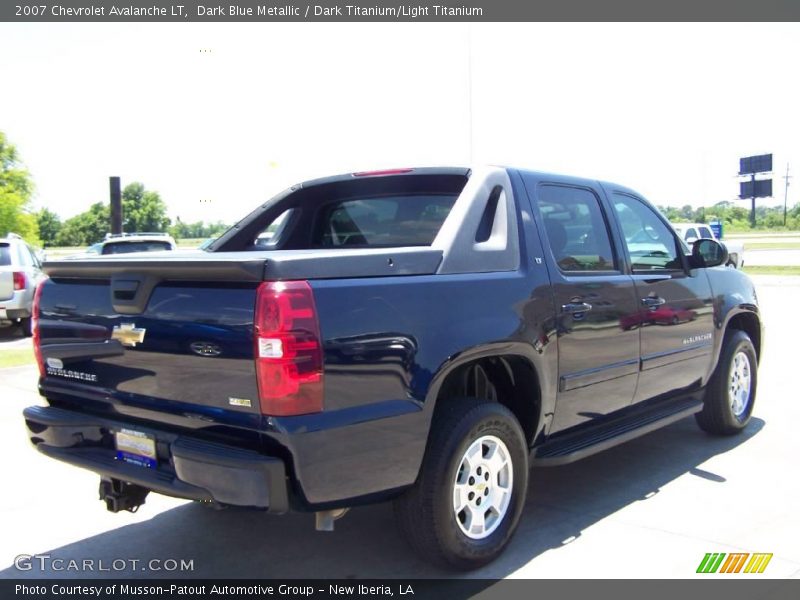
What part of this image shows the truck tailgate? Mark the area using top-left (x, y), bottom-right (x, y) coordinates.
top-left (38, 254), bottom-right (266, 417)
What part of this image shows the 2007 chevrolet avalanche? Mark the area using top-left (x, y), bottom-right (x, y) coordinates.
top-left (23, 167), bottom-right (762, 569)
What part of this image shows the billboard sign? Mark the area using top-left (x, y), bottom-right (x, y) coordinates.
top-left (739, 154), bottom-right (772, 175)
top-left (739, 178), bottom-right (772, 199)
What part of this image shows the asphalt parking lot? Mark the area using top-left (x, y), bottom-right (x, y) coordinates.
top-left (0, 275), bottom-right (798, 580)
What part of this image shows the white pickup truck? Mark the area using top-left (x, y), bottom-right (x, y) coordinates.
top-left (671, 222), bottom-right (745, 269)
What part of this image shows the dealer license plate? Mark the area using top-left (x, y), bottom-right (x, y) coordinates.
top-left (115, 428), bottom-right (157, 469)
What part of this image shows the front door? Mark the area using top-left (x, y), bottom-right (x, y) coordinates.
top-left (607, 190), bottom-right (715, 403)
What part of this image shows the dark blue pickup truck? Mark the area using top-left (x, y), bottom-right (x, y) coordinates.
top-left (23, 167), bottom-right (762, 569)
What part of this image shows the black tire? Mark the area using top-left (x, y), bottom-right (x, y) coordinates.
top-left (19, 317), bottom-right (32, 337)
top-left (394, 398), bottom-right (528, 570)
top-left (695, 330), bottom-right (757, 435)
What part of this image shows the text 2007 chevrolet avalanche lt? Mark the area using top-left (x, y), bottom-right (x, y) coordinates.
top-left (23, 167), bottom-right (762, 569)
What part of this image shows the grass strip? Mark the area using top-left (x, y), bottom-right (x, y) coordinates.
top-left (0, 348), bottom-right (35, 369)
top-left (743, 265), bottom-right (800, 276)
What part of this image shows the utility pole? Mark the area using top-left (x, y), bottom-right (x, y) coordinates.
top-left (784, 163), bottom-right (792, 227)
top-left (109, 176), bottom-right (122, 235)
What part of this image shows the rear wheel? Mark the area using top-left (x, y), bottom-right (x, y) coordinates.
top-left (695, 330), bottom-right (757, 435)
top-left (394, 398), bottom-right (528, 570)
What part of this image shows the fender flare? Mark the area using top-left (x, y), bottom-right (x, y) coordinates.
top-left (421, 341), bottom-right (556, 445)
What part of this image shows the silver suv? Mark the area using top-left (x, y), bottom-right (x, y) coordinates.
top-left (0, 233), bottom-right (45, 336)
top-left (75, 232), bottom-right (177, 257)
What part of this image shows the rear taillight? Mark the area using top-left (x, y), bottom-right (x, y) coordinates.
top-left (254, 280), bottom-right (323, 416)
top-left (32, 281), bottom-right (46, 378)
top-left (13, 271), bottom-right (26, 291)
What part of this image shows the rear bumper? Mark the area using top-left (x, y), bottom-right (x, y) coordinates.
top-left (0, 289), bottom-right (32, 319)
top-left (23, 405), bottom-right (289, 512)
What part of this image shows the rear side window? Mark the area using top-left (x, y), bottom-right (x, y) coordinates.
top-left (255, 209), bottom-right (294, 248)
top-left (313, 194), bottom-right (457, 247)
top-left (102, 241), bottom-right (172, 255)
top-left (699, 226), bottom-right (713, 239)
top-left (17, 244), bottom-right (34, 267)
top-left (538, 185), bottom-right (617, 272)
top-left (0, 244), bottom-right (11, 266)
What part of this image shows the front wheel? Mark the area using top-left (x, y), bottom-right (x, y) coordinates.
top-left (695, 330), bottom-right (758, 435)
top-left (394, 399), bottom-right (528, 570)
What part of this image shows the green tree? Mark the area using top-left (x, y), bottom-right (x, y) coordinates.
top-left (55, 202), bottom-right (110, 247)
top-left (36, 208), bottom-right (62, 246)
top-left (169, 218), bottom-right (230, 240)
top-left (0, 131), bottom-right (39, 243)
top-left (121, 182), bottom-right (170, 232)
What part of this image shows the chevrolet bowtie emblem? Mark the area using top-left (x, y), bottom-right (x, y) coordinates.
top-left (112, 323), bottom-right (147, 347)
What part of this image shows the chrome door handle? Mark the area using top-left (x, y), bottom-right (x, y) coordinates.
top-left (562, 302), bottom-right (593, 314)
top-left (641, 296), bottom-right (666, 309)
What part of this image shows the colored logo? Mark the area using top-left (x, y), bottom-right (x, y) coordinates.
top-left (112, 323), bottom-right (147, 347)
top-left (696, 552), bottom-right (772, 574)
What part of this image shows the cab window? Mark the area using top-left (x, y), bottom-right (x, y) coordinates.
top-left (313, 195), bottom-right (457, 247)
top-left (613, 194), bottom-right (683, 272)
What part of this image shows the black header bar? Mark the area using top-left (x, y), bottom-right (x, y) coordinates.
top-left (3, 579), bottom-right (800, 600)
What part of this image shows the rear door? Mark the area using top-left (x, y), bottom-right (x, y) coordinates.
top-left (606, 191), bottom-right (715, 403)
top-left (523, 177), bottom-right (641, 433)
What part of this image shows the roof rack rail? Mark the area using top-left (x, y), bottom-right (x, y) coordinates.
top-left (104, 232), bottom-right (172, 240)
top-left (4, 232), bottom-right (24, 240)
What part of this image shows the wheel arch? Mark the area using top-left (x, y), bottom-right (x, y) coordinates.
top-left (424, 343), bottom-right (548, 448)
top-left (724, 310), bottom-right (762, 362)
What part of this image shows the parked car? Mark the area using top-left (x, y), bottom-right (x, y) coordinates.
top-left (24, 167), bottom-right (762, 569)
top-left (70, 232), bottom-right (177, 258)
top-left (0, 233), bottom-right (46, 336)
top-left (671, 222), bottom-right (744, 269)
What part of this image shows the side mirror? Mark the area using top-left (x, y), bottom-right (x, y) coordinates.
top-left (692, 238), bottom-right (728, 268)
